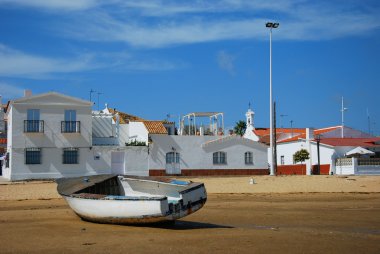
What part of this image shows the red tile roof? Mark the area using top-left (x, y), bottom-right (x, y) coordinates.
top-left (108, 108), bottom-right (144, 124)
top-left (314, 126), bottom-right (341, 135)
top-left (142, 121), bottom-right (168, 134)
top-left (319, 138), bottom-right (380, 147)
top-left (254, 128), bottom-right (305, 137)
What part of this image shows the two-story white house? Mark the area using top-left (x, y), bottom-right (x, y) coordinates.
top-left (3, 92), bottom-right (111, 180)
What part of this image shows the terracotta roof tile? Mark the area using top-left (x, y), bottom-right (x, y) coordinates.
top-left (319, 138), bottom-right (380, 147)
top-left (142, 121), bottom-right (168, 134)
top-left (108, 108), bottom-right (144, 124)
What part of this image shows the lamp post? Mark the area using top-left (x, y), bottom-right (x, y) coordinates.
top-left (315, 134), bottom-right (321, 175)
top-left (266, 22), bottom-right (279, 176)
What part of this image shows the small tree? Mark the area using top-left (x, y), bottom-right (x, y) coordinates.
top-left (293, 149), bottom-right (310, 164)
top-left (234, 120), bottom-right (247, 136)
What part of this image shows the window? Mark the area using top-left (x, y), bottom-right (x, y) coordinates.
top-left (245, 152), bottom-right (253, 165)
top-left (63, 148), bottom-right (79, 164)
top-left (213, 151), bottom-right (226, 164)
top-left (25, 148), bottom-right (41, 164)
top-left (281, 156), bottom-right (285, 165)
top-left (25, 109), bottom-right (43, 132)
top-left (62, 110), bottom-right (79, 133)
top-left (166, 152), bottom-right (180, 164)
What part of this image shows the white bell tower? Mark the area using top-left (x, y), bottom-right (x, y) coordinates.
top-left (246, 106), bottom-right (255, 128)
top-left (244, 103), bottom-right (259, 141)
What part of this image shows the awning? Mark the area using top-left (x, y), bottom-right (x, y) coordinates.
top-left (345, 146), bottom-right (375, 156)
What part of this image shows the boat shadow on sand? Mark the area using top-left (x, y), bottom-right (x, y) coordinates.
top-left (130, 220), bottom-right (234, 230)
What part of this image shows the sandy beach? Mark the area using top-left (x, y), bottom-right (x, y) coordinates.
top-left (0, 175), bottom-right (379, 253)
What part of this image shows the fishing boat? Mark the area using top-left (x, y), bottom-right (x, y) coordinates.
top-left (57, 174), bottom-right (207, 224)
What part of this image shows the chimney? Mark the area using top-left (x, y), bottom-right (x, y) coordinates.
top-left (306, 128), bottom-right (314, 141)
top-left (24, 90), bottom-right (32, 97)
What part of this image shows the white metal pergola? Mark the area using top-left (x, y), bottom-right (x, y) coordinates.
top-left (180, 112), bottom-right (224, 136)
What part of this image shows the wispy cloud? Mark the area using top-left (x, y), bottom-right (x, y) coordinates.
top-left (0, 0), bottom-right (99, 11)
top-left (2, 0), bottom-right (380, 48)
top-left (0, 44), bottom-right (97, 78)
top-left (57, 0), bottom-right (380, 48)
top-left (0, 82), bottom-right (24, 99)
top-left (217, 51), bottom-right (235, 75)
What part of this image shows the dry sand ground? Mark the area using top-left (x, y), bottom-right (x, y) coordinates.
top-left (0, 175), bottom-right (380, 253)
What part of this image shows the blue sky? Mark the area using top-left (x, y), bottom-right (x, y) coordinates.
top-left (0, 0), bottom-right (379, 134)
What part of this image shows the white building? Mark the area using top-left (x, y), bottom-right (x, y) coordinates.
top-left (3, 92), bottom-right (111, 180)
top-left (276, 127), bottom-right (380, 175)
top-left (2, 92), bottom-right (269, 180)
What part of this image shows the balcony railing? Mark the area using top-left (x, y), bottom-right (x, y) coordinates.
top-left (61, 121), bottom-right (81, 133)
top-left (24, 120), bottom-right (44, 133)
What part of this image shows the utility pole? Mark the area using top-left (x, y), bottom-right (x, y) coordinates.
top-left (266, 21), bottom-right (279, 176)
top-left (273, 101), bottom-right (277, 175)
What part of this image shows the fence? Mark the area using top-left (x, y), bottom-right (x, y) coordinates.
top-left (335, 157), bottom-right (380, 175)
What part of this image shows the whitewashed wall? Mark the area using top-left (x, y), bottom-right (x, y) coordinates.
top-left (128, 122), bottom-right (148, 143)
top-left (8, 147), bottom-right (112, 180)
top-left (124, 146), bottom-right (149, 176)
top-left (149, 135), bottom-right (268, 170)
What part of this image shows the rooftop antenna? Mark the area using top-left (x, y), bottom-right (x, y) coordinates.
top-left (89, 89), bottom-right (96, 106)
top-left (280, 114), bottom-right (288, 128)
top-left (290, 120), bottom-right (294, 137)
top-left (97, 92), bottom-right (103, 111)
top-left (341, 96), bottom-right (348, 138)
top-left (248, 102), bottom-right (251, 110)
top-left (367, 108), bottom-right (371, 135)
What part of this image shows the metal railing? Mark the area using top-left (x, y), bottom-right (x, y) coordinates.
top-left (335, 158), bottom-right (352, 166)
top-left (358, 158), bottom-right (380, 166)
top-left (24, 120), bottom-right (44, 133)
top-left (61, 121), bottom-right (81, 133)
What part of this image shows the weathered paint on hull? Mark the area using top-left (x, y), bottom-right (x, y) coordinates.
top-left (58, 175), bottom-right (207, 225)
top-left (64, 196), bottom-right (206, 225)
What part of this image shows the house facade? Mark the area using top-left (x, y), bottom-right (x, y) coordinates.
top-left (148, 135), bottom-right (268, 176)
top-left (3, 92), bottom-right (111, 180)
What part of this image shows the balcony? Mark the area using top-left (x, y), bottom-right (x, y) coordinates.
top-left (61, 121), bottom-right (81, 133)
top-left (24, 120), bottom-right (44, 133)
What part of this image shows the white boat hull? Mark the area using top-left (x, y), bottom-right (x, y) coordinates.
top-left (58, 175), bottom-right (207, 224)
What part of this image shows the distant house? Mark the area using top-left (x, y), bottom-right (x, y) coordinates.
top-left (276, 127), bottom-right (380, 175)
top-left (0, 96), bottom-right (7, 154)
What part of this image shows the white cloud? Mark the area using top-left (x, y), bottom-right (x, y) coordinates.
top-left (217, 51), bottom-right (235, 75)
top-left (2, 0), bottom-right (379, 47)
top-left (65, 14), bottom-right (267, 48)
top-left (0, 82), bottom-right (24, 99)
top-left (58, 1), bottom-right (380, 48)
top-left (0, 44), bottom-right (96, 78)
top-left (0, 0), bottom-right (99, 11)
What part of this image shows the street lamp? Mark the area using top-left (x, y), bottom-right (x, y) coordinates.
top-left (266, 22), bottom-right (279, 176)
top-left (315, 134), bottom-right (321, 175)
